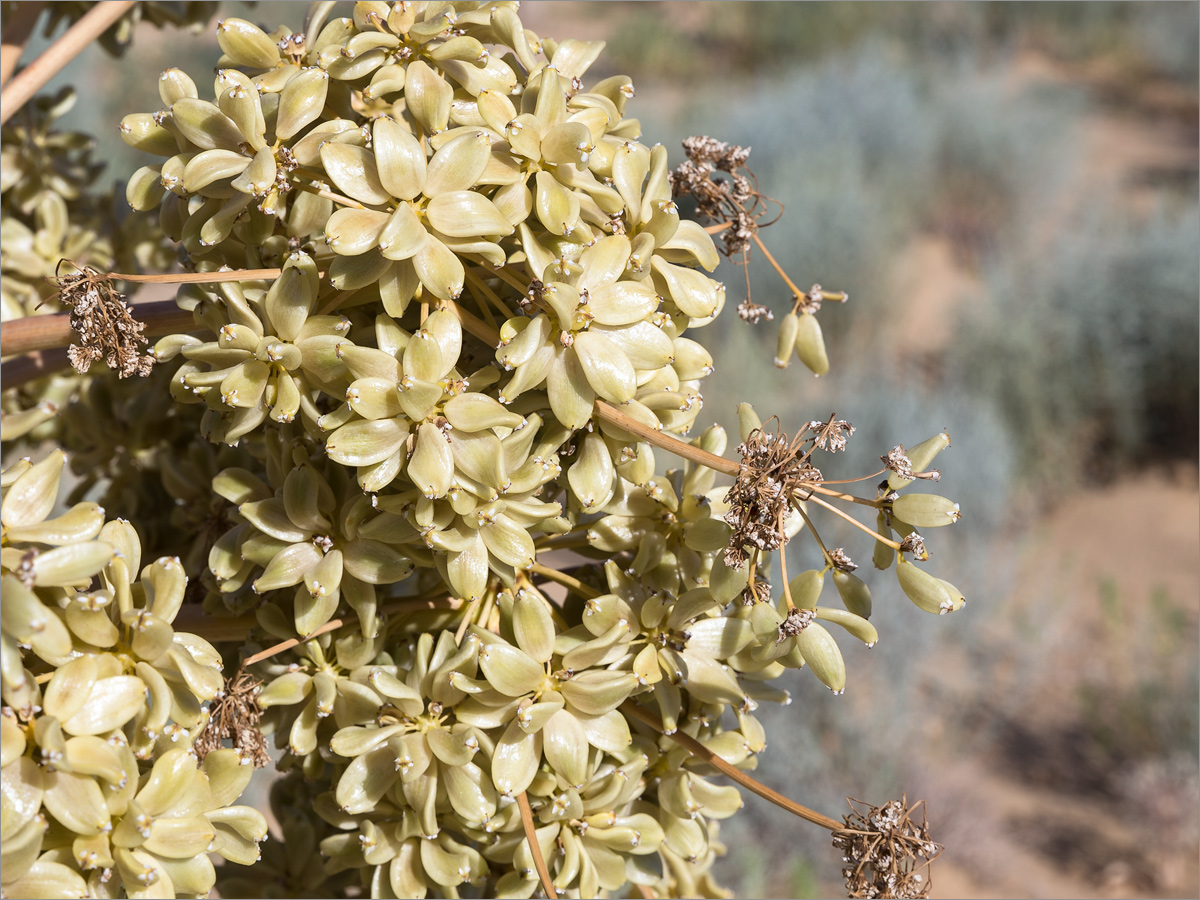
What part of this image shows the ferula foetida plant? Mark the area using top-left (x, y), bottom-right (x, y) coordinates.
top-left (0, 3), bottom-right (961, 898)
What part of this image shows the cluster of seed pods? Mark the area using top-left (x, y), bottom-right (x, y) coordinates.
top-left (0, 3), bottom-right (964, 898)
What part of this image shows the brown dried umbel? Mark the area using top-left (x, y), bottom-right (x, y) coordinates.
top-left (670, 135), bottom-right (780, 256)
top-left (832, 797), bottom-right (943, 899)
top-left (195, 666), bottom-right (271, 768)
top-left (50, 262), bottom-right (154, 377)
top-left (723, 422), bottom-right (824, 568)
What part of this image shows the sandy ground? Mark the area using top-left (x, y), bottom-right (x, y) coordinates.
top-left (927, 470), bottom-right (1199, 900)
top-left (904, 52), bottom-right (1199, 900)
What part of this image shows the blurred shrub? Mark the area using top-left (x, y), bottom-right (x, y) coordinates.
top-left (949, 203), bottom-right (1200, 488)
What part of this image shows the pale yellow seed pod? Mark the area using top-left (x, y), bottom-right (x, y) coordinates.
top-left (611, 140), bottom-right (650, 225)
top-left (426, 190), bottom-right (513, 238)
top-left (424, 130), bottom-right (491, 196)
top-left (936, 577), bottom-right (966, 613)
top-left (326, 418), bottom-right (409, 467)
top-left (891, 493), bottom-right (961, 528)
top-left (775, 312), bottom-right (800, 368)
top-left (786, 568), bottom-right (825, 611)
top-left (43, 769), bottom-right (112, 836)
top-left (533, 169), bottom-right (580, 236)
top-left (896, 557), bottom-right (955, 615)
top-left (325, 207), bottom-right (390, 256)
top-left (119, 112), bottom-right (178, 156)
top-left (170, 98), bottom-right (243, 151)
top-left (567, 431), bottom-right (614, 511)
top-left (372, 116), bottom-right (427, 200)
top-left (572, 331), bottom-right (636, 403)
top-left (794, 311), bottom-right (829, 376)
top-left (32, 541), bottom-right (116, 589)
top-left (125, 164), bottom-right (165, 211)
top-left (559, 670), bottom-right (639, 716)
top-left (2, 448), bottom-right (65, 527)
top-left (412, 234), bottom-right (465, 301)
top-left (319, 142), bottom-right (390, 206)
top-left (408, 423), bottom-right (455, 499)
top-left (276, 67), bottom-right (330, 140)
top-left (650, 256), bottom-right (720, 319)
top-left (231, 146), bottom-right (276, 197)
top-left (587, 280), bottom-right (659, 326)
top-left (815, 606), bottom-right (879, 646)
top-left (216, 18), bottom-right (280, 68)
top-left (673, 337), bottom-right (714, 380)
top-left (796, 623), bottom-right (846, 693)
top-left (492, 719), bottom-right (538, 798)
top-left (478, 641), bottom-right (543, 697)
top-left (541, 120), bottom-right (593, 167)
top-left (512, 591), bottom-right (556, 663)
top-left (833, 568), bottom-right (873, 619)
top-left (158, 67), bottom-right (197, 105)
top-left (3, 501), bottom-right (104, 546)
top-left (403, 329), bottom-right (446, 383)
top-left (480, 513), bottom-right (536, 569)
top-left (443, 393), bottom-right (523, 432)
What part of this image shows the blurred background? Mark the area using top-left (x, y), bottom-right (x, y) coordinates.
top-left (31, 2), bottom-right (1199, 896)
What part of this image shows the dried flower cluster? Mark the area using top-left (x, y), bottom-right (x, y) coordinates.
top-left (669, 135), bottom-right (759, 256)
top-left (1, 3), bottom-right (964, 898)
top-left (833, 797), bottom-right (943, 899)
top-left (55, 265), bottom-right (156, 378)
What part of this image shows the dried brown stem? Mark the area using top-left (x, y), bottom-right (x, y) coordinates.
top-left (516, 791), bottom-right (557, 899)
top-left (621, 701), bottom-right (844, 832)
top-left (0, 0), bottom-right (136, 126)
top-left (0, 1), bottom-right (45, 86)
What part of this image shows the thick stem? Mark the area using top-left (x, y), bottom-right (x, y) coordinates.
top-left (0, 0), bottom-right (136, 126)
top-left (0, 300), bottom-right (196, 356)
top-left (516, 792), bottom-right (557, 899)
top-left (621, 701), bottom-right (844, 832)
top-left (593, 401), bottom-right (741, 478)
top-left (0, 1), bottom-right (45, 86)
top-left (0, 348), bottom-right (70, 390)
top-left (2, 267), bottom-right (307, 357)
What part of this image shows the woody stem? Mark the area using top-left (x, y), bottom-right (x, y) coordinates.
top-left (0, 0), bottom-right (135, 126)
top-left (0, 1), bottom-right (45, 86)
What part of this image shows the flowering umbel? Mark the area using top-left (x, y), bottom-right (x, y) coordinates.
top-left (0, 4), bottom-right (964, 898)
